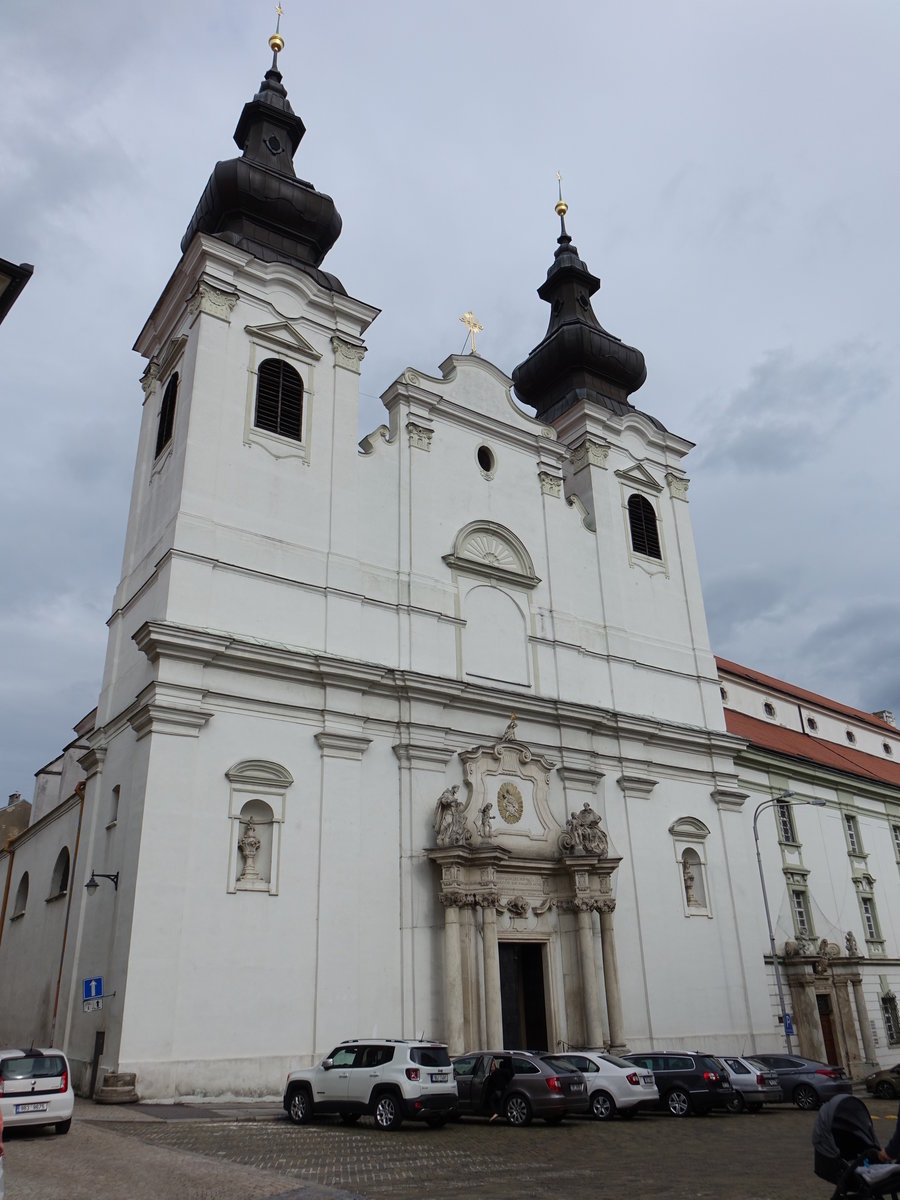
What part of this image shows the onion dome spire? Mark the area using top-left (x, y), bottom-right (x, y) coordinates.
top-left (181, 15), bottom-right (345, 293)
top-left (512, 181), bottom-right (647, 424)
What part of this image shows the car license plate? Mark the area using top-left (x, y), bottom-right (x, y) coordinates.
top-left (641, 1077), bottom-right (654, 1087)
top-left (16, 1101), bottom-right (49, 1113)
top-left (571, 1082), bottom-right (584, 1092)
top-left (430, 1072), bottom-right (448, 1083)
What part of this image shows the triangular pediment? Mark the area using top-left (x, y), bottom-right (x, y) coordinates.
top-left (615, 460), bottom-right (662, 494)
top-left (244, 322), bottom-right (322, 361)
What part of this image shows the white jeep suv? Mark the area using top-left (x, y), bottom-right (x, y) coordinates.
top-left (283, 1039), bottom-right (458, 1131)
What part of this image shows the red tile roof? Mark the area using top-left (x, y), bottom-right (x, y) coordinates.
top-left (723, 709), bottom-right (900, 789)
top-left (715, 656), bottom-right (896, 733)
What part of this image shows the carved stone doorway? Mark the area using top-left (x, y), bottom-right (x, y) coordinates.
top-left (500, 942), bottom-right (548, 1051)
top-left (817, 993), bottom-right (840, 1065)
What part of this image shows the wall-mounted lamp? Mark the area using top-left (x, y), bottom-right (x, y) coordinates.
top-left (85, 871), bottom-right (119, 894)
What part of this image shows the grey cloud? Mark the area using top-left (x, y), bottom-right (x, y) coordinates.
top-left (694, 343), bottom-right (891, 473)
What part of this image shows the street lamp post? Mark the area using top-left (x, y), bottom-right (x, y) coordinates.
top-left (753, 792), bottom-right (826, 1054)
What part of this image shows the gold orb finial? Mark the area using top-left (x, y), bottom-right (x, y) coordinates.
top-left (269, 4), bottom-right (285, 55)
top-left (555, 170), bottom-right (568, 217)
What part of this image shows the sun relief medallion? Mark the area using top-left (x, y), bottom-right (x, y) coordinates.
top-left (497, 781), bottom-right (524, 825)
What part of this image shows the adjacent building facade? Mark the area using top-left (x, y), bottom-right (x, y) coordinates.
top-left (1, 42), bottom-right (897, 1100)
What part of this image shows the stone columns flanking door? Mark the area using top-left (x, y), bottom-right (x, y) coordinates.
top-left (479, 895), bottom-right (504, 1048)
top-left (439, 895), bottom-right (466, 1056)
top-left (574, 904), bottom-right (606, 1048)
top-left (598, 900), bottom-right (625, 1052)
top-left (850, 973), bottom-right (878, 1069)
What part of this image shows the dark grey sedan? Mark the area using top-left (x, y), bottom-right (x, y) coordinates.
top-left (452, 1051), bottom-right (589, 1126)
top-left (751, 1054), bottom-right (852, 1109)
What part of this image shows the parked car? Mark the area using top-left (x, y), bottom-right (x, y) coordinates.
top-left (864, 1063), bottom-right (900, 1100)
top-left (283, 1039), bottom-right (457, 1130)
top-left (718, 1055), bottom-right (782, 1112)
top-left (751, 1054), bottom-right (852, 1110)
top-left (452, 1050), bottom-right (588, 1125)
top-left (0, 1048), bottom-right (74, 1135)
top-left (541, 1051), bottom-right (658, 1120)
top-left (621, 1051), bottom-right (734, 1116)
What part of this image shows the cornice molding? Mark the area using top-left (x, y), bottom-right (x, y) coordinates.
top-left (315, 730), bottom-right (372, 760)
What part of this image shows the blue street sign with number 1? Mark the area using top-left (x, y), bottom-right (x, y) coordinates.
top-left (83, 977), bottom-right (103, 1001)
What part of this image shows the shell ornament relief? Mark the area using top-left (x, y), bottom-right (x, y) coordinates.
top-left (461, 533), bottom-right (518, 570)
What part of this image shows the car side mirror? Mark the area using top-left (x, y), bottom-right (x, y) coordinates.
top-left (322, 1058), bottom-right (334, 1071)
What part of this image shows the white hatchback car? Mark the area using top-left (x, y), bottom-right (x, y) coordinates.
top-left (0, 1048), bottom-right (74, 1135)
top-left (543, 1051), bottom-right (659, 1120)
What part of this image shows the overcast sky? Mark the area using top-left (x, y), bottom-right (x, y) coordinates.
top-left (2, 0), bottom-right (899, 800)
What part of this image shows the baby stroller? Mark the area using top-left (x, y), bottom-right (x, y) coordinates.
top-left (813, 1095), bottom-right (900, 1199)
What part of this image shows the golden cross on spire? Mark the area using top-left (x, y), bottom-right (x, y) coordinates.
top-left (459, 310), bottom-right (484, 355)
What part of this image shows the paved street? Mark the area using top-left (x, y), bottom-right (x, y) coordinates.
top-left (3, 1094), bottom-right (899, 1200)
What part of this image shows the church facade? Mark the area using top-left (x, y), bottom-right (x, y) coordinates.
top-left (2, 39), bottom-right (898, 1101)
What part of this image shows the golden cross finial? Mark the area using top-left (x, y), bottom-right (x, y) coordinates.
top-left (459, 310), bottom-right (484, 355)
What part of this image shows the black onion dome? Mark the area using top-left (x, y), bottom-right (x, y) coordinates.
top-left (181, 61), bottom-right (345, 294)
top-left (512, 220), bottom-right (651, 426)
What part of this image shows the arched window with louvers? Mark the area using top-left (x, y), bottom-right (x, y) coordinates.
top-left (254, 358), bottom-right (304, 442)
top-left (154, 373), bottom-right (178, 457)
top-left (627, 493), bottom-right (662, 560)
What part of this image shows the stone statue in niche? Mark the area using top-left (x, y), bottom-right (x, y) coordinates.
top-left (845, 930), bottom-right (859, 957)
top-left (682, 859), bottom-right (701, 907)
top-left (238, 817), bottom-right (262, 883)
top-left (434, 785), bottom-right (472, 847)
top-left (476, 801), bottom-right (494, 841)
top-left (559, 801), bottom-right (608, 856)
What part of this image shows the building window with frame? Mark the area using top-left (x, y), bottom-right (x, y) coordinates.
top-left (882, 993), bottom-right (900, 1045)
top-left (792, 889), bottom-right (812, 938)
top-left (777, 801), bottom-right (797, 844)
top-left (627, 493), bottom-right (662, 560)
top-left (154, 373), bottom-right (178, 457)
top-left (49, 847), bottom-right (70, 897)
top-left (254, 358), bottom-right (303, 442)
top-left (844, 813), bottom-right (862, 855)
top-left (891, 823), bottom-right (900, 861)
top-left (861, 896), bottom-right (882, 943)
top-left (11, 872), bottom-right (29, 919)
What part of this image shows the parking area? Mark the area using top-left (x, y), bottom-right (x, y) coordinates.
top-left (3, 1095), bottom-right (899, 1200)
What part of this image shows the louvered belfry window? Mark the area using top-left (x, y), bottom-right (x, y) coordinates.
top-left (155, 373), bottom-right (178, 457)
top-left (255, 358), bottom-right (303, 441)
top-left (627, 493), bottom-right (662, 559)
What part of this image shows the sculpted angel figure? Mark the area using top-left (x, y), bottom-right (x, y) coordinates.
top-left (561, 801), bottom-right (608, 856)
top-left (476, 801), bottom-right (494, 840)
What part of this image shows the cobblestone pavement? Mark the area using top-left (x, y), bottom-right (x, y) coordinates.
top-left (3, 1096), bottom-right (899, 1200)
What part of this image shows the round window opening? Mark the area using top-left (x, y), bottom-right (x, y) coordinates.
top-left (477, 446), bottom-right (495, 474)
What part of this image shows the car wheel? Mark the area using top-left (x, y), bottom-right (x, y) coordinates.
top-left (591, 1091), bottom-right (616, 1121)
top-left (374, 1092), bottom-right (404, 1131)
top-left (425, 1114), bottom-right (448, 1128)
top-left (504, 1093), bottom-right (533, 1127)
top-left (726, 1093), bottom-right (746, 1114)
top-left (793, 1084), bottom-right (820, 1111)
top-left (287, 1086), bottom-right (313, 1125)
top-left (339, 1113), bottom-right (360, 1125)
top-left (666, 1088), bottom-right (692, 1117)
top-left (875, 1081), bottom-right (898, 1100)
top-left (55, 1118), bottom-right (72, 1135)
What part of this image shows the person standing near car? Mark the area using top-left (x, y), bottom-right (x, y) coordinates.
top-left (484, 1055), bottom-right (514, 1121)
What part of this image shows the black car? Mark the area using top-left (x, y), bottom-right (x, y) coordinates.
top-left (452, 1051), bottom-right (588, 1125)
top-left (622, 1051), bottom-right (734, 1116)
